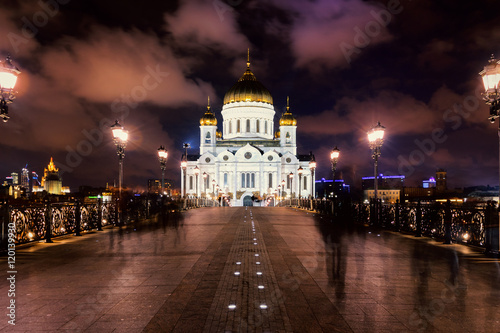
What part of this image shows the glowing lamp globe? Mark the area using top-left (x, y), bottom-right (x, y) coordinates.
top-left (331, 146), bottom-right (340, 161)
top-left (480, 55), bottom-right (500, 95)
top-left (157, 146), bottom-right (168, 160)
top-left (368, 122), bottom-right (385, 147)
top-left (0, 56), bottom-right (20, 91)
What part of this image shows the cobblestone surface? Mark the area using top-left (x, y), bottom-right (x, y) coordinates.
top-left (1, 206), bottom-right (499, 332)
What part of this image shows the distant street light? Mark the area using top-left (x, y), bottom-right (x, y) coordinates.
top-left (297, 166), bottom-right (303, 198)
top-left (289, 172), bottom-right (294, 198)
top-left (212, 179), bottom-right (216, 198)
top-left (479, 55), bottom-right (500, 254)
top-left (111, 120), bottom-right (128, 197)
top-left (0, 55), bottom-right (21, 122)
top-left (367, 122), bottom-right (385, 203)
top-left (309, 157), bottom-right (316, 199)
top-left (157, 146), bottom-right (168, 196)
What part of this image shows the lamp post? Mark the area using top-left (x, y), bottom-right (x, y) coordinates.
top-left (309, 158), bottom-right (316, 199)
top-left (278, 185), bottom-right (281, 203)
top-left (289, 172), bottom-right (294, 198)
top-left (212, 179), bottom-right (216, 199)
top-left (111, 120), bottom-right (128, 198)
top-left (0, 55), bottom-right (21, 122)
top-left (194, 166), bottom-right (200, 198)
top-left (367, 122), bottom-right (385, 203)
top-left (298, 167), bottom-right (303, 199)
top-left (158, 146), bottom-right (168, 196)
top-left (479, 55), bottom-right (500, 254)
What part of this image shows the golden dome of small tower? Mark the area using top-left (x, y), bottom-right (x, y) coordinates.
top-left (199, 96), bottom-right (218, 155)
top-left (279, 96), bottom-right (297, 126)
top-left (279, 97), bottom-right (297, 154)
top-left (200, 96), bottom-right (217, 126)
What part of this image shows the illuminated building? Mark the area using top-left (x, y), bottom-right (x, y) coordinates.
top-left (11, 172), bottom-right (18, 185)
top-left (21, 166), bottom-right (29, 193)
top-left (181, 53), bottom-right (315, 206)
top-left (41, 157), bottom-right (63, 195)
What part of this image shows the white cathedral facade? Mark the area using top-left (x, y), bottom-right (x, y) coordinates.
top-left (181, 57), bottom-right (316, 206)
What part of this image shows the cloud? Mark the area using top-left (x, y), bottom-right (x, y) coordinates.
top-left (267, 0), bottom-right (396, 70)
top-left (38, 26), bottom-right (215, 107)
top-left (164, 0), bottom-right (250, 54)
top-left (299, 90), bottom-right (439, 137)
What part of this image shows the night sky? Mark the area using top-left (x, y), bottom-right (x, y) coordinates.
top-left (1, 0), bottom-right (500, 192)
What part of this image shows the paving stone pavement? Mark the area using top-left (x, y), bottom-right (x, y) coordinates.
top-left (1, 207), bottom-right (500, 332)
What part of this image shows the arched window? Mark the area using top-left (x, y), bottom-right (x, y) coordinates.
top-left (268, 173), bottom-right (272, 188)
top-left (265, 121), bottom-right (268, 134)
top-left (256, 120), bottom-right (260, 133)
top-left (286, 132), bottom-right (291, 143)
top-left (251, 173), bottom-right (255, 188)
top-left (246, 173), bottom-right (250, 187)
top-left (229, 120), bottom-right (232, 134)
top-left (237, 120), bottom-right (241, 133)
top-left (241, 173), bottom-right (245, 187)
top-left (246, 119), bottom-right (250, 132)
top-left (189, 176), bottom-right (193, 190)
top-left (205, 131), bottom-right (211, 143)
top-left (303, 176), bottom-right (307, 190)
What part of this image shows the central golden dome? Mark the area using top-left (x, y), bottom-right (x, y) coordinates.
top-left (223, 55), bottom-right (273, 105)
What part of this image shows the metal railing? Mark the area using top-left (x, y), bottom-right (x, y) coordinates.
top-left (280, 197), bottom-right (492, 249)
top-left (0, 195), bottom-right (219, 250)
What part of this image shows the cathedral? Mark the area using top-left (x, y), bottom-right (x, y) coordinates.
top-left (181, 55), bottom-right (315, 206)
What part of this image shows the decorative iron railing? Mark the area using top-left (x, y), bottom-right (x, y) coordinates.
top-left (0, 196), bottom-right (218, 250)
top-left (282, 198), bottom-right (492, 249)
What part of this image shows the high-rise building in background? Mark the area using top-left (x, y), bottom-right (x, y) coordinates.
top-left (11, 172), bottom-right (18, 185)
top-left (21, 166), bottom-right (29, 194)
top-left (42, 158), bottom-right (63, 195)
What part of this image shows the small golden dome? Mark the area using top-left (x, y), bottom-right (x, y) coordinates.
top-left (223, 51), bottom-right (273, 105)
top-left (275, 130), bottom-right (280, 138)
top-left (200, 96), bottom-right (218, 126)
top-left (279, 96), bottom-right (297, 126)
top-left (216, 130), bottom-right (222, 139)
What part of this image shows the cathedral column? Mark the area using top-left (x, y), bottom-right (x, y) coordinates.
top-left (233, 161), bottom-right (238, 205)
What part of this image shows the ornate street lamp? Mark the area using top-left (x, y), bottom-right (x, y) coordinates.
top-left (297, 166), bottom-right (303, 198)
top-left (212, 179), bottom-right (216, 198)
top-left (278, 184), bottom-right (281, 202)
top-left (194, 166), bottom-right (200, 198)
top-left (309, 158), bottom-right (316, 199)
top-left (158, 146), bottom-right (168, 196)
top-left (367, 122), bottom-right (385, 203)
top-left (289, 172), bottom-right (294, 198)
top-left (0, 55), bottom-right (21, 122)
top-left (111, 120), bottom-right (128, 197)
top-left (479, 55), bottom-right (500, 254)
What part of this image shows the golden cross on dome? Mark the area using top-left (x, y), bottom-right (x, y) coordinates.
top-left (247, 48), bottom-right (250, 68)
top-left (207, 96), bottom-right (211, 111)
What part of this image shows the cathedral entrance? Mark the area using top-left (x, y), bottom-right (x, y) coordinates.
top-left (242, 196), bottom-right (253, 206)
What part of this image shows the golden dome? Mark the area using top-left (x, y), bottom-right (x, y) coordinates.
top-left (275, 130), bottom-right (280, 138)
top-left (200, 96), bottom-right (217, 126)
top-left (223, 51), bottom-right (273, 105)
top-left (279, 96), bottom-right (297, 126)
top-left (216, 130), bottom-right (222, 139)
